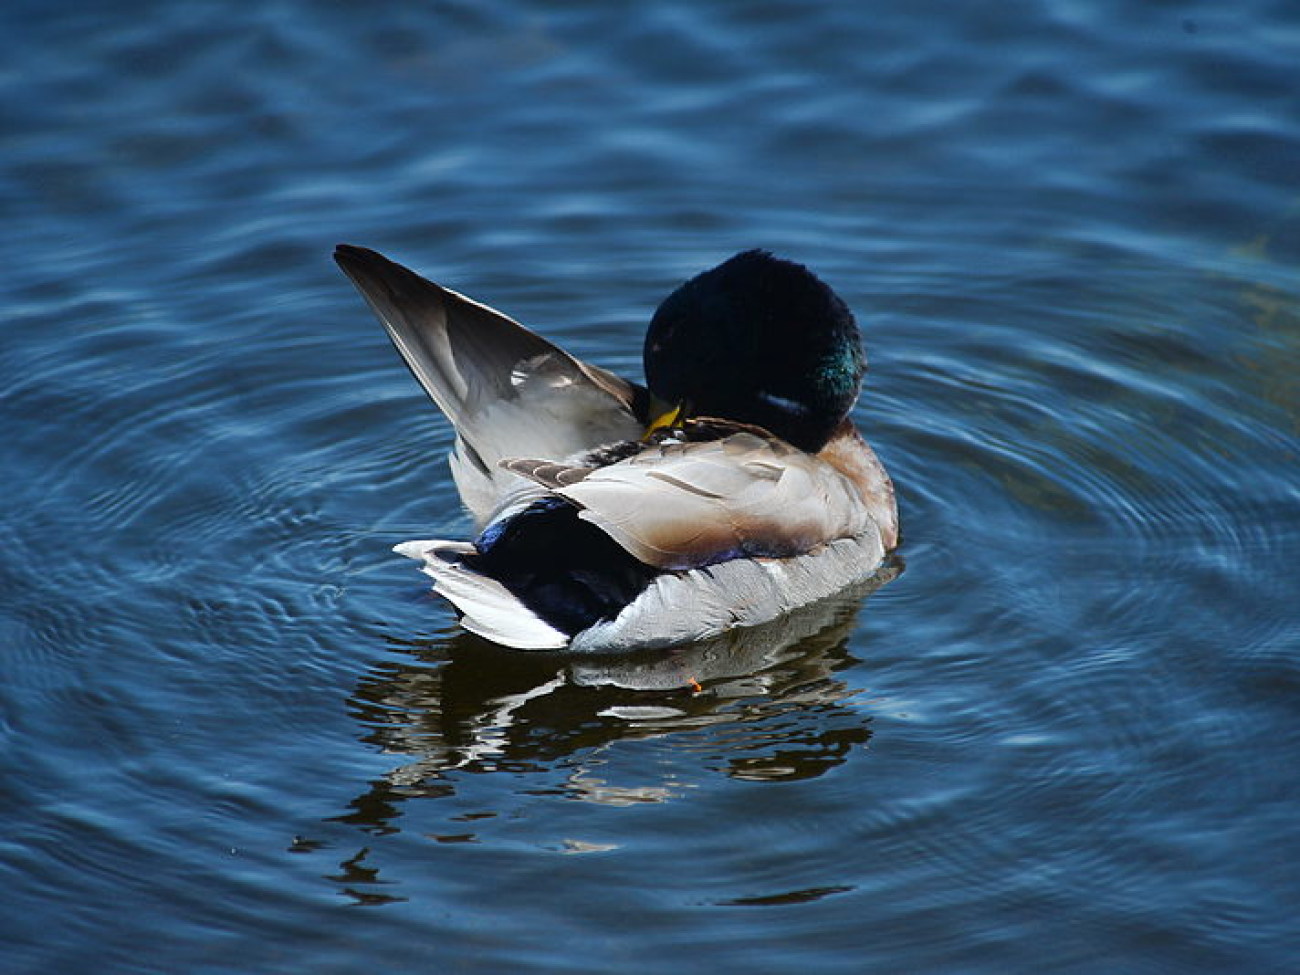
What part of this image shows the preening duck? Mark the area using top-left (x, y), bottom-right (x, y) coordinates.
top-left (335, 245), bottom-right (898, 652)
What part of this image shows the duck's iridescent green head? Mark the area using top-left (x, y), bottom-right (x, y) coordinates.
top-left (643, 250), bottom-right (865, 453)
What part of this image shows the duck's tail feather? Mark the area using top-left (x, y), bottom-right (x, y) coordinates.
top-left (335, 245), bottom-right (649, 524)
top-left (395, 540), bottom-right (571, 650)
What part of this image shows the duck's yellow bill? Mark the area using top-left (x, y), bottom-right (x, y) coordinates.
top-left (642, 401), bottom-right (687, 440)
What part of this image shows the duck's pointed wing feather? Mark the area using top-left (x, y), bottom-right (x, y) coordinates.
top-left (335, 245), bottom-right (647, 523)
top-left (512, 432), bottom-right (871, 571)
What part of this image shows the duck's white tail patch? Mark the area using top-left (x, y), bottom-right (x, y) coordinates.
top-left (394, 540), bottom-right (569, 650)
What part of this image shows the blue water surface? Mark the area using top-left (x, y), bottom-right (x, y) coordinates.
top-left (2, 2), bottom-right (1298, 972)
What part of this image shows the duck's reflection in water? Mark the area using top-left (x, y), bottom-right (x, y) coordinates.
top-left (335, 561), bottom-right (900, 839)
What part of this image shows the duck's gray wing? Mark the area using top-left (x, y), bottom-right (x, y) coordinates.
top-left (506, 431), bottom-right (875, 571)
top-left (335, 245), bottom-right (648, 525)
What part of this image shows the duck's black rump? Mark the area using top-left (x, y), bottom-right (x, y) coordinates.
top-left (462, 497), bottom-right (660, 638)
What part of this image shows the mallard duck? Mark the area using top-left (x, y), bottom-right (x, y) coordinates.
top-left (335, 245), bottom-right (899, 652)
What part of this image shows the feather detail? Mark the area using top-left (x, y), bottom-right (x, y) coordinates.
top-left (816, 420), bottom-right (899, 550)
top-left (335, 245), bottom-right (647, 525)
top-left (502, 431), bottom-right (871, 571)
top-left (498, 457), bottom-right (596, 489)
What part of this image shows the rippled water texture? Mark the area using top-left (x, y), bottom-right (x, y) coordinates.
top-left (2, 2), bottom-right (1298, 972)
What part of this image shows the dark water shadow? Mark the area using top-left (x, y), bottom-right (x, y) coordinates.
top-left (332, 560), bottom-right (902, 838)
